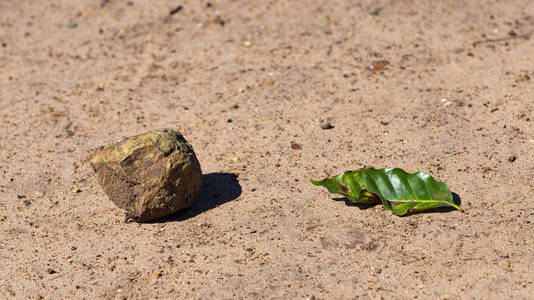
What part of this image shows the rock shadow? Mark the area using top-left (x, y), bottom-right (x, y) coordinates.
top-left (156, 172), bottom-right (242, 222)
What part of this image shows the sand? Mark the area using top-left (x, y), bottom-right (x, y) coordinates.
top-left (1, 0), bottom-right (533, 298)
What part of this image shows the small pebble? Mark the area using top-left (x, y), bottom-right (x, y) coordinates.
top-left (46, 268), bottom-right (56, 274)
top-left (368, 60), bottom-right (389, 71)
top-left (319, 119), bottom-right (333, 130)
top-left (17, 194), bottom-right (26, 199)
top-left (291, 142), bottom-right (302, 150)
top-left (23, 200), bottom-right (31, 206)
top-left (169, 5), bottom-right (183, 15)
top-left (519, 74), bottom-right (530, 82)
top-left (370, 8), bottom-right (382, 16)
top-left (508, 155), bottom-right (517, 163)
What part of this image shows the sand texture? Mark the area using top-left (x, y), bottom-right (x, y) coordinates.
top-left (1, 0), bottom-right (533, 299)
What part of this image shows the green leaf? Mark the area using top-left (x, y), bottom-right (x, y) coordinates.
top-left (311, 167), bottom-right (462, 216)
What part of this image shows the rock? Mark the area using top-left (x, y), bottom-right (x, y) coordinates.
top-left (90, 129), bottom-right (202, 222)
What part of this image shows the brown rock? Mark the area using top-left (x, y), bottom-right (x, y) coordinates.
top-left (90, 129), bottom-right (202, 222)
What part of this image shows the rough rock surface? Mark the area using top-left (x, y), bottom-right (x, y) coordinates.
top-left (90, 129), bottom-right (202, 222)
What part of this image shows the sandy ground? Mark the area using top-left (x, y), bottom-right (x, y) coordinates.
top-left (1, 0), bottom-right (534, 299)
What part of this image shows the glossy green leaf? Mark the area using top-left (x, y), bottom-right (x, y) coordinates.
top-left (311, 167), bottom-right (462, 216)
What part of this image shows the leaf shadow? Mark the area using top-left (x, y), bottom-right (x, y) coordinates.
top-left (332, 197), bottom-right (381, 210)
top-left (151, 172), bottom-right (242, 223)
